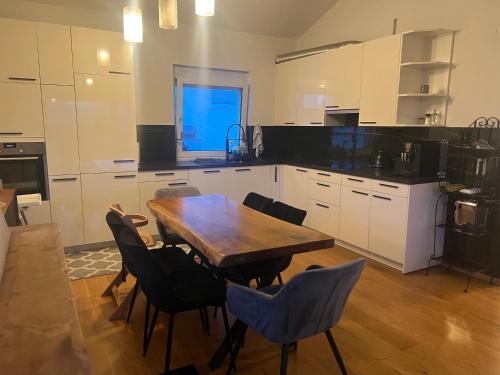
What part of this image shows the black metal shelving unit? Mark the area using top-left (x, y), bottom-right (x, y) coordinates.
top-left (426, 117), bottom-right (500, 292)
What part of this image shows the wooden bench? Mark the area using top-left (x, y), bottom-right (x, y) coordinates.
top-left (0, 222), bottom-right (89, 374)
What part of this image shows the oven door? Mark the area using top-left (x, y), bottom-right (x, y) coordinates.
top-left (0, 155), bottom-right (48, 200)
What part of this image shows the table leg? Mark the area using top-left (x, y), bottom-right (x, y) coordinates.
top-left (208, 319), bottom-right (247, 371)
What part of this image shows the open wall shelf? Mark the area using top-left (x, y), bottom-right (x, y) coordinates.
top-left (396, 29), bottom-right (456, 126)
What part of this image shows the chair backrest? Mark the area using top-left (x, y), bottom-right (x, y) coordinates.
top-left (154, 186), bottom-right (201, 200)
top-left (243, 192), bottom-right (273, 213)
top-left (261, 259), bottom-right (366, 343)
top-left (267, 201), bottom-right (307, 226)
top-left (105, 210), bottom-right (183, 312)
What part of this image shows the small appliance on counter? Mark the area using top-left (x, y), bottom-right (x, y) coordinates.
top-left (394, 140), bottom-right (441, 177)
top-left (369, 148), bottom-right (392, 168)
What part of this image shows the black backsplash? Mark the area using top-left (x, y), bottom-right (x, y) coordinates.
top-left (137, 125), bottom-right (176, 163)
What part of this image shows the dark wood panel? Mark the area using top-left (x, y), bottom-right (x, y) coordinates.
top-left (148, 195), bottom-right (334, 267)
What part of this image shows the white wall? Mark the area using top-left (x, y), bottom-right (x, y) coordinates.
top-left (0, 0), bottom-right (296, 126)
top-left (298, 0), bottom-right (500, 127)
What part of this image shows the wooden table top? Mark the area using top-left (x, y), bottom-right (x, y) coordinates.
top-left (0, 188), bottom-right (16, 214)
top-left (0, 224), bottom-right (89, 374)
top-left (148, 195), bottom-right (334, 268)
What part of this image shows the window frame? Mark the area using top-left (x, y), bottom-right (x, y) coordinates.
top-left (174, 66), bottom-right (250, 160)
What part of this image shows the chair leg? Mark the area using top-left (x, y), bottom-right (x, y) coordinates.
top-left (143, 305), bottom-right (159, 356)
top-left (143, 301), bottom-right (150, 356)
top-left (164, 313), bottom-right (176, 373)
top-left (203, 307), bottom-right (210, 336)
top-left (198, 308), bottom-right (207, 335)
top-left (280, 343), bottom-right (289, 375)
top-left (221, 305), bottom-right (236, 374)
top-left (126, 280), bottom-right (139, 323)
top-left (213, 306), bottom-right (218, 319)
top-left (277, 273), bottom-right (284, 285)
top-left (325, 330), bottom-right (348, 375)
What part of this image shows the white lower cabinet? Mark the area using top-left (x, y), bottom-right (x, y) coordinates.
top-left (306, 199), bottom-right (340, 238)
top-left (81, 172), bottom-right (139, 244)
top-left (189, 168), bottom-right (230, 196)
top-left (269, 165), bottom-right (282, 201)
top-left (282, 166), bottom-right (309, 210)
top-left (49, 175), bottom-right (85, 247)
top-left (225, 166), bottom-right (271, 202)
top-left (139, 179), bottom-right (189, 235)
top-left (339, 186), bottom-right (370, 249)
top-left (368, 192), bottom-right (408, 264)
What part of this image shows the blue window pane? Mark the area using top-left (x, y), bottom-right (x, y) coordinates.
top-left (182, 85), bottom-right (242, 152)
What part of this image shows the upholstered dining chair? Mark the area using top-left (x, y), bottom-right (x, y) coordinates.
top-left (242, 192), bottom-right (273, 213)
top-left (226, 259), bottom-right (367, 375)
top-left (154, 186), bottom-right (201, 247)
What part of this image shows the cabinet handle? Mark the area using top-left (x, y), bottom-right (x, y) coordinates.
top-left (168, 182), bottom-right (187, 186)
top-left (317, 182), bottom-right (330, 188)
top-left (316, 203), bottom-right (330, 209)
top-left (296, 168), bottom-right (307, 173)
top-left (203, 170), bottom-right (221, 174)
top-left (347, 177), bottom-right (364, 183)
top-left (317, 172), bottom-right (331, 177)
top-left (0, 156), bottom-right (38, 161)
top-left (359, 121), bottom-right (377, 124)
top-left (0, 132), bottom-right (23, 135)
top-left (52, 177), bottom-right (78, 182)
top-left (8, 76), bottom-right (37, 82)
top-left (379, 183), bottom-right (399, 189)
top-left (284, 122), bottom-right (295, 125)
top-left (352, 190), bottom-right (368, 196)
top-left (235, 168), bottom-right (251, 172)
top-left (155, 172), bottom-right (175, 176)
top-left (325, 105), bottom-right (339, 108)
top-left (274, 166), bottom-right (277, 183)
top-left (310, 122), bottom-right (323, 125)
top-left (114, 175), bottom-right (136, 179)
top-left (113, 159), bottom-right (135, 163)
top-left (373, 194), bottom-right (392, 201)
top-left (108, 71), bottom-right (131, 75)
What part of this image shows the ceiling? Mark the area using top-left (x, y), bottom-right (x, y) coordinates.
top-left (24, 0), bottom-right (339, 38)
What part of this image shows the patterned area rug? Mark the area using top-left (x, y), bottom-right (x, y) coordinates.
top-left (65, 247), bottom-right (123, 281)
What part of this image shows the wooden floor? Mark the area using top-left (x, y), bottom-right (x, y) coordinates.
top-left (72, 246), bottom-right (500, 375)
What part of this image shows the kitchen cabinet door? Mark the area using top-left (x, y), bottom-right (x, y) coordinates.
top-left (0, 18), bottom-right (39, 83)
top-left (339, 186), bottom-right (370, 249)
top-left (0, 83), bottom-right (44, 138)
top-left (274, 60), bottom-right (298, 125)
top-left (226, 166), bottom-right (272, 202)
top-left (270, 165), bottom-right (282, 201)
top-left (139, 179), bottom-right (189, 235)
top-left (37, 23), bottom-right (74, 86)
top-left (369, 192), bottom-right (408, 264)
top-left (42, 85), bottom-right (80, 175)
top-left (189, 168), bottom-right (230, 196)
top-left (75, 74), bottom-right (138, 173)
top-left (81, 172), bottom-right (139, 244)
top-left (49, 175), bottom-right (85, 247)
top-left (359, 34), bottom-right (401, 126)
top-left (306, 199), bottom-right (340, 238)
top-left (282, 166), bottom-right (309, 210)
top-left (71, 26), bottom-right (133, 76)
top-left (331, 44), bottom-right (363, 110)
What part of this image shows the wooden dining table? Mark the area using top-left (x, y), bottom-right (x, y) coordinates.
top-left (147, 194), bottom-right (335, 269)
top-left (148, 194), bottom-right (335, 371)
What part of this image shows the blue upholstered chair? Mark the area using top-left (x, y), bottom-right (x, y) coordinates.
top-left (226, 259), bottom-right (367, 375)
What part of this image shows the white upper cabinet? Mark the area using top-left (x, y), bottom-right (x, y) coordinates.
top-left (296, 44), bottom-right (362, 125)
top-left (0, 18), bottom-right (40, 83)
top-left (71, 26), bottom-right (133, 76)
top-left (75, 74), bottom-right (137, 173)
top-left (359, 34), bottom-right (402, 126)
top-left (274, 60), bottom-right (298, 125)
top-left (0, 83), bottom-right (44, 138)
top-left (42, 85), bottom-right (80, 175)
top-left (37, 23), bottom-right (74, 85)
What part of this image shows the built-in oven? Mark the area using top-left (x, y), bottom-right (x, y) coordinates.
top-left (0, 142), bottom-right (49, 200)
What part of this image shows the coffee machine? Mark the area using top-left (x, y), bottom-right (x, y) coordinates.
top-left (394, 140), bottom-right (441, 177)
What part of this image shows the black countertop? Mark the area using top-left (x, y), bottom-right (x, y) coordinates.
top-left (139, 159), bottom-right (444, 185)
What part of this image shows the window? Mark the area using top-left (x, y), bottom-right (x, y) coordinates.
top-left (174, 66), bottom-right (249, 159)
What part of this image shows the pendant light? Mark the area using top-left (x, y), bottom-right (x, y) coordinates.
top-left (123, 6), bottom-right (143, 43)
top-left (195, 0), bottom-right (215, 17)
top-left (159, 0), bottom-right (178, 29)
